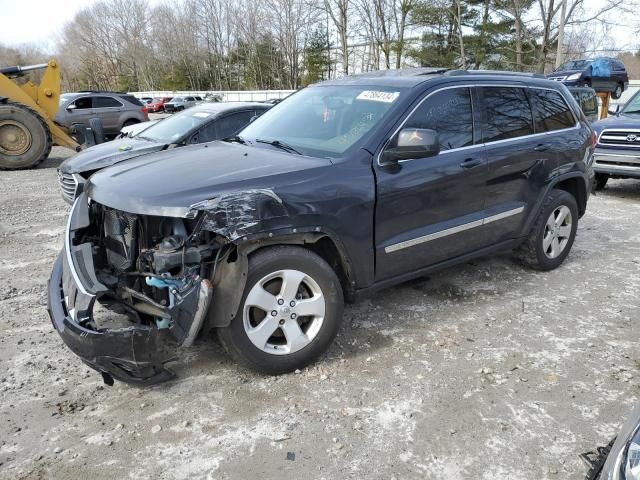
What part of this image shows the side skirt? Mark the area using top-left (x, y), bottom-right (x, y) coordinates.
top-left (353, 237), bottom-right (523, 301)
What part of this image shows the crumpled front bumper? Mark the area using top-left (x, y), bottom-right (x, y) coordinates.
top-left (47, 253), bottom-right (176, 385)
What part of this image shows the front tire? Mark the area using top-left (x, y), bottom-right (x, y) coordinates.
top-left (0, 102), bottom-right (51, 170)
top-left (594, 173), bottom-right (609, 191)
top-left (612, 83), bottom-right (623, 99)
top-left (515, 189), bottom-right (578, 271)
top-left (217, 246), bottom-right (344, 374)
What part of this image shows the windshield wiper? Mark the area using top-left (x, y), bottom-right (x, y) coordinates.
top-left (255, 138), bottom-right (302, 155)
top-left (622, 110), bottom-right (640, 114)
top-left (222, 135), bottom-right (247, 144)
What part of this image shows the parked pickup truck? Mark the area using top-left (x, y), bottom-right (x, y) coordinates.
top-left (591, 88), bottom-right (640, 190)
top-left (47, 69), bottom-right (595, 385)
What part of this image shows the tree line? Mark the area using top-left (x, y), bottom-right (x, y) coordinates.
top-left (0, 0), bottom-right (636, 93)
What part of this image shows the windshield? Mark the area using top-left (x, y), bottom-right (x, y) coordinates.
top-left (622, 91), bottom-right (640, 114)
top-left (171, 97), bottom-right (184, 102)
top-left (557, 59), bottom-right (592, 71)
top-left (239, 85), bottom-right (406, 157)
top-left (136, 108), bottom-right (214, 143)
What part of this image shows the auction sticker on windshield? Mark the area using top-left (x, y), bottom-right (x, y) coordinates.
top-left (356, 90), bottom-right (400, 103)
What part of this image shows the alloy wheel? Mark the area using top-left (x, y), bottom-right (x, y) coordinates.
top-left (542, 205), bottom-right (572, 259)
top-left (243, 269), bottom-right (326, 355)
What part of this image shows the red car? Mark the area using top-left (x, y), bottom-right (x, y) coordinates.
top-left (146, 97), bottom-right (173, 113)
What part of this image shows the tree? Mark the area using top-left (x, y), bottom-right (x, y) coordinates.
top-left (303, 29), bottom-right (332, 84)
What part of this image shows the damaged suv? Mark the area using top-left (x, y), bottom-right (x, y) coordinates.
top-left (48, 69), bottom-right (594, 385)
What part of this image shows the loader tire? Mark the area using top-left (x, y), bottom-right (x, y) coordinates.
top-left (0, 102), bottom-right (52, 170)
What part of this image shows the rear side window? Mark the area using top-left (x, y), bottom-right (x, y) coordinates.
top-left (479, 87), bottom-right (534, 142)
top-left (93, 96), bottom-right (122, 108)
top-left (403, 88), bottom-right (474, 151)
top-left (529, 89), bottom-right (576, 132)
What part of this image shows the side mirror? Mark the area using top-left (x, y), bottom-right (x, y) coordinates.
top-left (381, 128), bottom-right (440, 163)
top-left (66, 104), bottom-right (77, 111)
top-left (608, 104), bottom-right (621, 115)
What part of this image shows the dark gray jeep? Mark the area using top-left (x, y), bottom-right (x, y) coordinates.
top-left (48, 69), bottom-right (594, 385)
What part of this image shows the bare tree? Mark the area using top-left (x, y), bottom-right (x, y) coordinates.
top-left (324, 0), bottom-right (351, 75)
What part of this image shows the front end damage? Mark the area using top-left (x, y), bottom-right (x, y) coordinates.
top-left (47, 192), bottom-right (224, 385)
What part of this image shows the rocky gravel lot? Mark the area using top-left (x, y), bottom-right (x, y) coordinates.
top-left (1, 147), bottom-right (639, 480)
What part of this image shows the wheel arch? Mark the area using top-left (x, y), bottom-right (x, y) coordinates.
top-left (205, 229), bottom-right (356, 330)
top-left (552, 174), bottom-right (588, 217)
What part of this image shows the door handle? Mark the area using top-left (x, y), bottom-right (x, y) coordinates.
top-left (459, 158), bottom-right (483, 169)
top-left (534, 144), bottom-right (550, 152)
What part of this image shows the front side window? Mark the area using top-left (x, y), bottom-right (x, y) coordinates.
top-left (402, 88), bottom-right (474, 151)
top-left (240, 85), bottom-right (406, 157)
top-left (216, 111), bottom-right (256, 140)
top-left (480, 87), bottom-right (534, 142)
top-left (529, 89), bottom-right (576, 132)
top-left (72, 97), bottom-right (93, 110)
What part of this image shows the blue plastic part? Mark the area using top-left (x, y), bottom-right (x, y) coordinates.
top-left (591, 59), bottom-right (611, 77)
top-left (146, 277), bottom-right (183, 289)
top-left (155, 318), bottom-right (171, 329)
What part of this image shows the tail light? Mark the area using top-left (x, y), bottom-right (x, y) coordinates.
top-left (141, 105), bottom-right (149, 119)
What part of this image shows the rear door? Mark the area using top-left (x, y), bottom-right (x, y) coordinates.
top-left (374, 86), bottom-right (489, 280)
top-left (528, 87), bottom-right (582, 174)
top-left (92, 96), bottom-right (124, 133)
top-left (479, 86), bottom-right (543, 244)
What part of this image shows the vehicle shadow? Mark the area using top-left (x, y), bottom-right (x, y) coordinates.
top-left (599, 179), bottom-right (640, 200)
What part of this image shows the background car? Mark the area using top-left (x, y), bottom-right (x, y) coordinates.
top-left (590, 88), bottom-right (640, 190)
top-left (56, 91), bottom-right (149, 137)
top-left (57, 101), bottom-right (270, 203)
top-left (139, 96), bottom-right (153, 104)
top-left (146, 96), bottom-right (173, 112)
top-left (548, 57), bottom-right (629, 99)
top-left (164, 95), bottom-right (198, 112)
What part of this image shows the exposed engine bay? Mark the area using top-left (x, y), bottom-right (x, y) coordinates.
top-left (84, 202), bottom-right (221, 346)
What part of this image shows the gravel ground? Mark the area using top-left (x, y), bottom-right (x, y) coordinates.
top-left (1, 147), bottom-right (639, 480)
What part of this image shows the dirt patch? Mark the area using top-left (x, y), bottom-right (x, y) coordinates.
top-left (0, 148), bottom-right (639, 479)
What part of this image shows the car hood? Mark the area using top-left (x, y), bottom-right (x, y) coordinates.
top-left (86, 141), bottom-right (333, 217)
top-left (60, 137), bottom-right (167, 175)
top-left (592, 113), bottom-right (640, 134)
top-left (549, 69), bottom-right (583, 77)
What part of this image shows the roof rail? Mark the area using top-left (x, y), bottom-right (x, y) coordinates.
top-left (444, 69), bottom-right (546, 79)
top-left (76, 90), bottom-right (129, 94)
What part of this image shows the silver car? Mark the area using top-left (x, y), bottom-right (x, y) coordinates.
top-left (56, 92), bottom-right (149, 137)
top-left (164, 95), bottom-right (197, 112)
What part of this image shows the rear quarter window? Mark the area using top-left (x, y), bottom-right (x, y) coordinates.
top-left (529, 89), bottom-right (576, 132)
top-left (479, 87), bottom-right (534, 142)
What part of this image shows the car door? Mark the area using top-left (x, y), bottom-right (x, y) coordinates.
top-left (479, 86), bottom-right (549, 245)
top-left (92, 96), bottom-right (123, 133)
top-left (528, 86), bottom-right (582, 177)
top-left (65, 96), bottom-right (94, 126)
top-left (374, 86), bottom-right (488, 280)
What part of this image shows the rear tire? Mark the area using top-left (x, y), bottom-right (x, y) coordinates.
top-left (514, 189), bottom-right (578, 271)
top-left (0, 102), bottom-right (51, 170)
top-left (217, 246), bottom-right (344, 374)
top-left (612, 83), bottom-right (623, 99)
top-left (594, 173), bottom-right (609, 191)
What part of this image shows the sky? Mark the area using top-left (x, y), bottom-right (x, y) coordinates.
top-left (0, 0), bottom-right (637, 53)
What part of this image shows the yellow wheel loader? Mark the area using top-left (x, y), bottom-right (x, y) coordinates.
top-left (0, 59), bottom-right (80, 170)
